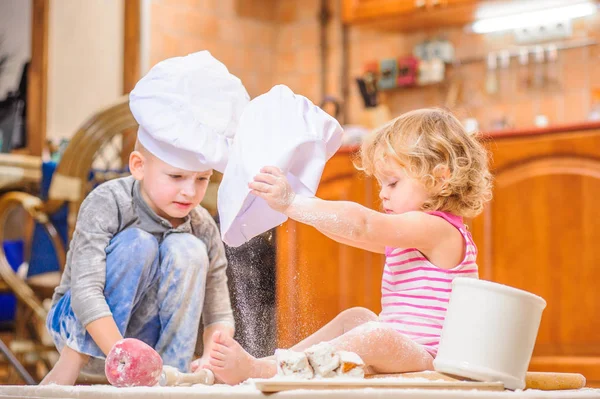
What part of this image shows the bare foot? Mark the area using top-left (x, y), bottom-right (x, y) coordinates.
top-left (40, 346), bottom-right (88, 385)
top-left (206, 331), bottom-right (276, 385)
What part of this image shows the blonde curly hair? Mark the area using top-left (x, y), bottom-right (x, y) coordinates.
top-left (356, 108), bottom-right (492, 219)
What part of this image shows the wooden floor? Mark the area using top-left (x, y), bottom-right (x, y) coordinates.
top-left (0, 329), bottom-right (28, 385)
top-left (0, 330), bottom-right (14, 384)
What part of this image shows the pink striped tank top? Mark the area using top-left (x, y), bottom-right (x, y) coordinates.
top-left (378, 211), bottom-right (479, 357)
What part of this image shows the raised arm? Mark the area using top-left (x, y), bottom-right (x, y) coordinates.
top-left (316, 227), bottom-right (386, 254)
top-left (286, 196), bottom-right (439, 252)
top-left (250, 166), bottom-right (444, 250)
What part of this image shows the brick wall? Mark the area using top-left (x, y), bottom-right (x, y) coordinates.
top-left (149, 0), bottom-right (325, 100)
top-left (150, 0), bottom-right (600, 130)
top-left (150, 0), bottom-right (277, 97)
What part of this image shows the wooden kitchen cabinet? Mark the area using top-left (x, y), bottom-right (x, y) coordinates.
top-left (342, 0), bottom-right (421, 23)
top-left (342, 0), bottom-right (479, 31)
top-left (276, 124), bottom-right (600, 385)
top-left (276, 150), bottom-right (385, 348)
top-left (471, 125), bottom-right (600, 386)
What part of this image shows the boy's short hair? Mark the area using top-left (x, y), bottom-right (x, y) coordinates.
top-left (134, 138), bottom-right (147, 153)
top-left (357, 108), bottom-right (492, 218)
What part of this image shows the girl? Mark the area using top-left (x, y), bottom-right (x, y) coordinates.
top-left (203, 108), bottom-right (493, 384)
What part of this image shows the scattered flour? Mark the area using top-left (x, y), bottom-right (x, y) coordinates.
top-left (4, 382), bottom-right (600, 398)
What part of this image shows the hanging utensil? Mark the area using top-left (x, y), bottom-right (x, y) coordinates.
top-left (355, 75), bottom-right (378, 108)
top-left (319, 96), bottom-right (341, 119)
top-left (485, 52), bottom-right (498, 95)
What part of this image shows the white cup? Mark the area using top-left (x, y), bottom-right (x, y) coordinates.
top-left (433, 278), bottom-right (547, 390)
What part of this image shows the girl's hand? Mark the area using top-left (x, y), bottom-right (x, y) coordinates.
top-left (249, 166), bottom-right (296, 213)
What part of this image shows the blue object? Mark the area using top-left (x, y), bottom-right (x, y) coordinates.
top-left (0, 240), bottom-right (24, 322)
top-left (27, 161), bottom-right (67, 277)
top-left (27, 162), bottom-right (129, 277)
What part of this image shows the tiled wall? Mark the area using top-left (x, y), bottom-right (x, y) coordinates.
top-left (150, 0), bottom-right (600, 131)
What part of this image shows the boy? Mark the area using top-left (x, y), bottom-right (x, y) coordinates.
top-left (41, 51), bottom-right (250, 385)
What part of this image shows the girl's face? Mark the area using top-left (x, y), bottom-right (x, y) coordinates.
top-left (375, 164), bottom-right (430, 215)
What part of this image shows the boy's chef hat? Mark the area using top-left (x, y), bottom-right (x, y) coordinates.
top-left (129, 50), bottom-right (250, 172)
top-left (218, 85), bottom-right (344, 247)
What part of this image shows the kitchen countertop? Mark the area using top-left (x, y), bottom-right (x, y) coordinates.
top-left (338, 121), bottom-right (600, 153)
top-left (481, 121), bottom-right (600, 139)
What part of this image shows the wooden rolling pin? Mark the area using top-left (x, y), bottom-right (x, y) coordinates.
top-left (159, 366), bottom-right (215, 386)
top-left (525, 372), bottom-right (586, 391)
top-left (369, 371), bottom-right (586, 391)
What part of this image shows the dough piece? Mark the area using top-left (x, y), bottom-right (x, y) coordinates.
top-left (336, 351), bottom-right (365, 378)
top-left (275, 349), bottom-right (314, 379)
top-left (305, 342), bottom-right (340, 377)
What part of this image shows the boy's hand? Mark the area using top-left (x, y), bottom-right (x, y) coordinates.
top-left (249, 166), bottom-right (296, 213)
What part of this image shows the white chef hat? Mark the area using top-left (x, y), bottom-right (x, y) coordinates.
top-left (129, 50), bottom-right (250, 172)
top-left (218, 84), bottom-right (344, 247)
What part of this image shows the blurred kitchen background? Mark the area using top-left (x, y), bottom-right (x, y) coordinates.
top-left (0, 0), bottom-right (599, 386)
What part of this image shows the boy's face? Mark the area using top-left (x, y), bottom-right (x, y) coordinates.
top-left (130, 150), bottom-right (212, 225)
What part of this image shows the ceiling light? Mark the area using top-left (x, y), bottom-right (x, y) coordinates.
top-left (471, 1), bottom-right (597, 34)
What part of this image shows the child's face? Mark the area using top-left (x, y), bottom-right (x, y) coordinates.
top-left (376, 165), bottom-right (430, 215)
top-left (132, 151), bottom-right (212, 225)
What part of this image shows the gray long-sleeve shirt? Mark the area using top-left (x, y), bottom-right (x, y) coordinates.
top-left (51, 175), bottom-right (234, 330)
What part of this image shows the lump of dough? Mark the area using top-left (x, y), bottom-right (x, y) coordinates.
top-left (275, 349), bottom-right (314, 379)
top-left (335, 351), bottom-right (365, 378)
top-left (305, 342), bottom-right (340, 377)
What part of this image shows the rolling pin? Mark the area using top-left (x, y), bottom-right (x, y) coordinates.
top-left (525, 372), bottom-right (586, 391)
top-left (159, 366), bottom-right (215, 386)
top-left (369, 371), bottom-right (586, 391)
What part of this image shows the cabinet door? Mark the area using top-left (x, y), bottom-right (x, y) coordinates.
top-left (343, 0), bottom-right (478, 30)
top-left (276, 153), bottom-right (385, 348)
top-left (342, 0), bottom-right (420, 24)
top-left (471, 130), bottom-right (600, 386)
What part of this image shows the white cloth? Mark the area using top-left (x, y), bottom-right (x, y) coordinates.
top-left (218, 85), bottom-right (344, 247)
top-left (129, 51), bottom-right (250, 172)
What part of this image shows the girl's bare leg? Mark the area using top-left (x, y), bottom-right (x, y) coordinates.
top-left (206, 307), bottom-right (377, 385)
top-left (289, 307), bottom-right (378, 352)
top-left (330, 322), bottom-right (434, 374)
top-left (206, 318), bottom-right (433, 385)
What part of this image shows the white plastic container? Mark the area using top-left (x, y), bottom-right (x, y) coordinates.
top-left (433, 278), bottom-right (547, 390)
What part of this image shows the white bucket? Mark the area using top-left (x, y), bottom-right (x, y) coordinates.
top-left (433, 278), bottom-right (547, 390)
